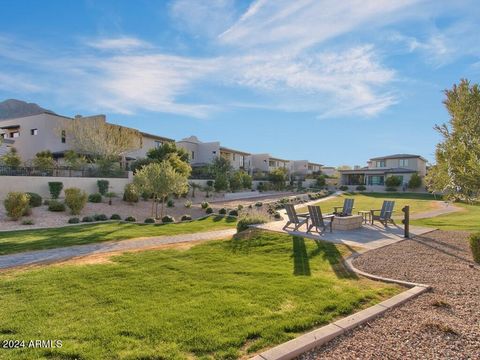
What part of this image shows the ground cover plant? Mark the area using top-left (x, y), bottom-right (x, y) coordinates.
top-left (0, 230), bottom-right (400, 359)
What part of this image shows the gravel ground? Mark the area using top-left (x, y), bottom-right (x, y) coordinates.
top-left (299, 230), bottom-right (480, 360)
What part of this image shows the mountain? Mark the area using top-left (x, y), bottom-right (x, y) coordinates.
top-left (0, 99), bottom-right (56, 120)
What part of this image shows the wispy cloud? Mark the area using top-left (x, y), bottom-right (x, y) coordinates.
top-left (86, 36), bottom-right (152, 51)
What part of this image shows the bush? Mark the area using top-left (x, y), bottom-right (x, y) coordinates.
top-left (167, 199), bottom-right (175, 207)
top-left (218, 208), bottom-right (227, 215)
top-left (356, 185), bottom-right (366, 191)
top-left (123, 183), bottom-right (139, 204)
top-left (274, 212), bottom-right (282, 220)
top-left (255, 202), bottom-right (263, 207)
top-left (236, 215), bottom-right (268, 232)
top-left (469, 233), bottom-right (480, 263)
top-left (21, 219), bottom-right (34, 225)
top-left (184, 200), bottom-right (192, 208)
top-left (64, 188), bottom-right (87, 215)
top-left (408, 173), bottom-right (422, 189)
top-left (237, 204), bottom-right (244, 211)
top-left (144, 217), bottom-right (156, 224)
top-left (48, 200), bottom-right (66, 212)
top-left (124, 216), bottom-right (136, 222)
top-left (228, 209), bottom-right (239, 216)
top-left (206, 180), bottom-right (214, 187)
top-left (68, 217), bottom-right (80, 224)
top-left (181, 214), bottom-right (192, 221)
top-left (162, 215), bottom-right (175, 223)
top-left (339, 185), bottom-right (348, 191)
top-left (43, 199), bottom-right (50, 206)
top-left (88, 193), bottom-right (102, 203)
top-left (201, 201), bottom-right (209, 209)
top-left (48, 182), bottom-right (63, 199)
top-left (26, 192), bottom-right (42, 207)
top-left (385, 175), bottom-right (402, 188)
top-left (205, 207), bottom-right (213, 214)
top-left (97, 180), bottom-right (109, 195)
top-left (93, 214), bottom-right (108, 221)
top-left (82, 216), bottom-right (94, 223)
top-left (110, 214), bottom-right (122, 220)
top-left (385, 186), bottom-right (398, 192)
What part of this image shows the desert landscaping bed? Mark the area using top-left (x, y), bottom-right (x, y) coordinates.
top-left (299, 230), bottom-right (480, 359)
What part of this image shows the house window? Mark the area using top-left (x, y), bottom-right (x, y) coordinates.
top-left (10, 131), bottom-right (19, 138)
top-left (154, 140), bottom-right (162, 148)
top-left (191, 151), bottom-right (195, 160)
top-left (233, 154), bottom-right (236, 161)
top-left (31, 128), bottom-right (38, 135)
top-left (367, 175), bottom-right (385, 185)
top-left (61, 130), bottom-right (66, 143)
top-left (375, 160), bottom-right (385, 168)
top-left (269, 160), bottom-right (275, 167)
top-left (212, 151), bottom-right (216, 154)
top-left (399, 159), bottom-right (409, 167)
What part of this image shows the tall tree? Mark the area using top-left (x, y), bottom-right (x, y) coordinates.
top-left (426, 79), bottom-right (480, 202)
top-left (131, 142), bottom-right (191, 177)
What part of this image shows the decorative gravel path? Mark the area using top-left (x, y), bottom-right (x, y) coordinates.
top-left (299, 230), bottom-right (480, 359)
top-left (0, 228), bottom-right (236, 270)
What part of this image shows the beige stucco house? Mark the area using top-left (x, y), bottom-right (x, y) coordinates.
top-left (290, 160), bottom-right (323, 177)
top-left (250, 153), bottom-right (290, 175)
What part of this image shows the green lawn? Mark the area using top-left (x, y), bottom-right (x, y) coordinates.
top-left (412, 202), bottom-right (480, 232)
top-left (0, 230), bottom-right (400, 360)
top-left (299, 192), bottom-right (442, 218)
top-left (0, 216), bottom-right (236, 256)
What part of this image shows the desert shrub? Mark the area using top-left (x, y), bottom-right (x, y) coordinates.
top-left (339, 185), bottom-right (348, 191)
top-left (469, 233), bottom-right (480, 263)
top-left (93, 214), bottom-right (108, 221)
top-left (110, 214), bottom-right (122, 220)
top-left (26, 192), bottom-right (42, 207)
top-left (236, 215), bottom-right (268, 232)
top-left (48, 200), bottom-right (66, 212)
top-left (141, 191), bottom-right (151, 201)
top-left (97, 180), bottom-right (109, 195)
top-left (88, 193), bottom-right (102, 203)
top-left (43, 199), bottom-right (50, 206)
top-left (385, 186), bottom-right (398, 192)
top-left (214, 174), bottom-right (229, 192)
top-left (21, 219), bottom-right (34, 225)
top-left (181, 214), bottom-right (192, 221)
top-left (201, 201), bottom-right (209, 209)
top-left (408, 173), bottom-right (422, 189)
top-left (124, 216), bottom-right (136, 222)
top-left (228, 209), bottom-right (239, 216)
top-left (385, 175), bottom-right (402, 188)
top-left (206, 180), bottom-right (214, 187)
top-left (68, 217), bottom-right (80, 224)
top-left (184, 200), bottom-right (192, 208)
top-left (205, 207), bottom-right (213, 214)
top-left (48, 182), bottom-right (63, 199)
top-left (356, 185), bottom-right (366, 191)
top-left (64, 188), bottom-right (87, 215)
top-left (274, 212), bottom-right (282, 220)
top-left (255, 202), bottom-right (263, 207)
top-left (167, 199), bottom-right (175, 207)
top-left (237, 204), bottom-right (244, 211)
top-left (162, 215), bottom-right (175, 223)
top-left (82, 216), bottom-right (94, 223)
top-left (218, 208), bottom-right (227, 215)
top-left (144, 217), bottom-right (156, 224)
top-left (123, 183), bottom-right (139, 204)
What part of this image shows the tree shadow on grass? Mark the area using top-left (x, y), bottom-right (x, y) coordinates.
top-left (309, 239), bottom-right (358, 279)
top-left (292, 236), bottom-right (310, 276)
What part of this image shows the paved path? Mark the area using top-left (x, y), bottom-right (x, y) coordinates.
top-left (410, 202), bottom-right (462, 219)
top-left (0, 229), bottom-right (237, 270)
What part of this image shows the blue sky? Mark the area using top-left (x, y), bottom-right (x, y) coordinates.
top-left (0, 0), bottom-right (479, 166)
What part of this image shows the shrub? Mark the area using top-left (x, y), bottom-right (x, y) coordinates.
top-left (64, 188), bottom-right (87, 215)
top-left (201, 201), bottom-right (209, 209)
top-left (218, 208), bottom-right (227, 215)
top-left (48, 200), bottom-right (65, 212)
top-left (88, 193), bottom-right (102, 203)
top-left (385, 175), bottom-right (402, 188)
top-left (236, 215), bottom-right (268, 232)
top-left (228, 209), bottom-right (239, 216)
top-left (162, 215), bottom-right (175, 223)
top-left (93, 214), bottom-right (108, 221)
top-left (23, 206), bottom-right (32, 216)
top-left (339, 185), bottom-right (348, 191)
top-left (123, 183), bottom-right (139, 204)
top-left (255, 202), bottom-right (263, 207)
top-left (184, 200), bottom-right (192, 208)
top-left (68, 217), bottom-right (80, 224)
top-left (48, 182), bottom-right (63, 199)
top-left (97, 180), bottom-right (109, 195)
top-left (214, 174), bottom-right (229, 192)
top-left (205, 207), bottom-right (213, 214)
top-left (21, 219), bottom-right (34, 225)
top-left (167, 199), bottom-right (175, 207)
top-left (181, 214), bottom-right (192, 221)
top-left (356, 185), bottom-right (366, 191)
top-left (408, 173), bottom-right (422, 189)
top-left (124, 216), bottom-right (136, 222)
top-left (385, 186), bottom-right (398, 192)
top-left (274, 212), bottom-right (282, 220)
top-left (206, 180), bottom-right (214, 187)
top-left (26, 192), bottom-right (42, 207)
top-left (141, 191), bottom-right (151, 201)
top-left (144, 217), bottom-right (156, 224)
top-left (110, 214), bottom-right (122, 220)
top-left (82, 216), bottom-right (94, 223)
top-left (43, 199), bottom-right (50, 206)
top-left (469, 233), bottom-right (480, 264)
top-left (237, 204), bottom-right (244, 211)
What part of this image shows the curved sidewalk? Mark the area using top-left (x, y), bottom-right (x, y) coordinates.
top-left (0, 228), bottom-right (237, 270)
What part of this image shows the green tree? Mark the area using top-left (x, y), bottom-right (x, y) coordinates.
top-left (315, 175), bottom-right (326, 188)
top-left (209, 157), bottom-right (233, 177)
top-left (408, 173), bottom-right (422, 190)
top-left (229, 171), bottom-right (243, 192)
top-left (64, 150), bottom-right (88, 170)
top-left (33, 150), bottom-right (55, 170)
top-left (426, 79), bottom-right (480, 202)
top-left (385, 175), bottom-right (402, 188)
top-left (214, 173), bottom-right (229, 192)
top-left (269, 168), bottom-right (288, 191)
top-left (240, 171), bottom-right (252, 189)
top-left (134, 161), bottom-right (189, 219)
top-left (1, 148), bottom-right (22, 168)
top-left (189, 182), bottom-right (201, 198)
top-left (146, 142), bottom-right (191, 177)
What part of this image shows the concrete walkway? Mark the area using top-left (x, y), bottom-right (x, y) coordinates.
top-left (0, 228), bottom-right (237, 270)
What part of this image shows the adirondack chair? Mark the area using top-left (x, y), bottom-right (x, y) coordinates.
top-left (333, 198), bottom-right (355, 216)
top-left (307, 205), bottom-right (334, 234)
top-left (370, 200), bottom-right (396, 226)
top-left (283, 204), bottom-right (308, 231)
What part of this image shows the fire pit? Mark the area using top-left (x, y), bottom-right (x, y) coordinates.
top-left (332, 215), bottom-right (363, 231)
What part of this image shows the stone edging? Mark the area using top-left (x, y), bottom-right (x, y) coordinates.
top-left (249, 248), bottom-right (431, 360)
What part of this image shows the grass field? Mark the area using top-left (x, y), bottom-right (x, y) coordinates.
top-left (0, 230), bottom-right (400, 359)
top-left (298, 192), bottom-right (442, 217)
top-left (0, 216), bottom-right (236, 256)
top-left (412, 202), bottom-right (480, 232)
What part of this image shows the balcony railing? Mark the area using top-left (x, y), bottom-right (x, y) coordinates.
top-left (0, 166), bottom-right (129, 178)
